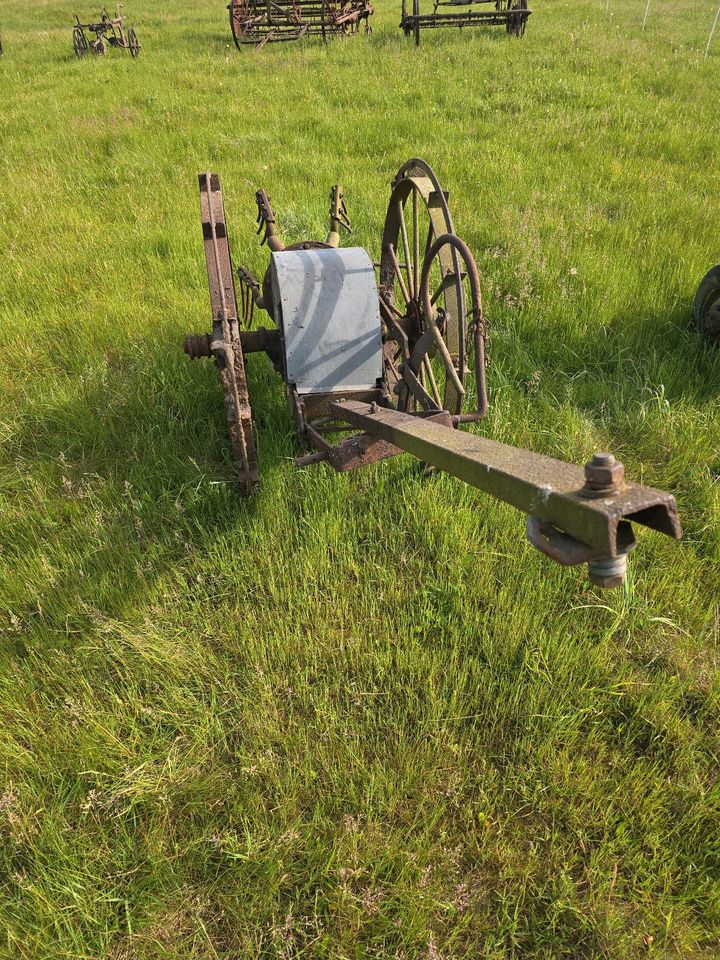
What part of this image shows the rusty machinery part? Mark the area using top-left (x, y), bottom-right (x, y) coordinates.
top-left (185, 172), bottom-right (259, 494)
top-left (505, 0), bottom-right (529, 36)
top-left (235, 187), bottom-right (340, 327)
top-left (127, 26), bottom-right (140, 56)
top-left (334, 400), bottom-right (681, 588)
top-left (378, 158), bottom-right (488, 420)
top-left (228, 0), bottom-right (373, 48)
top-left (73, 6), bottom-right (139, 57)
top-left (183, 160), bottom-right (682, 588)
top-left (401, 0), bottom-right (531, 44)
top-left (693, 264), bottom-right (720, 345)
top-left (73, 25), bottom-right (89, 56)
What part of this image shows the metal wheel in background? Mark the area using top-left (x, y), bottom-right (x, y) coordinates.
top-left (228, 0), bottom-right (305, 47)
top-left (128, 27), bottom-right (140, 56)
top-left (506, 0), bottom-right (528, 37)
top-left (73, 26), bottom-right (89, 57)
top-left (693, 264), bottom-right (720, 345)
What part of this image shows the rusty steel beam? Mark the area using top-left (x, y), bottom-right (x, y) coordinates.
top-left (331, 400), bottom-right (681, 583)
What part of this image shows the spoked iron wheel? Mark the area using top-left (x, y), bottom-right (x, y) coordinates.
top-left (693, 264), bottom-right (720, 345)
top-left (73, 26), bottom-right (89, 57)
top-left (91, 36), bottom-right (107, 55)
top-left (378, 159), bottom-right (487, 419)
top-left (419, 233), bottom-right (489, 421)
top-left (229, 0), bottom-right (260, 48)
top-left (229, 0), bottom-right (305, 47)
top-left (128, 27), bottom-right (140, 56)
top-left (506, 0), bottom-right (528, 37)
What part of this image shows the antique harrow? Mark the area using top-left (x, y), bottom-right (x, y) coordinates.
top-left (184, 159), bottom-right (681, 588)
top-left (693, 264), bottom-right (720, 344)
top-left (73, 6), bottom-right (139, 58)
top-left (401, 0), bottom-right (530, 44)
top-left (228, 0), bottom-right (373, 48)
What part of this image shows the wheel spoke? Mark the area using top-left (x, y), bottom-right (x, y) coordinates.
top-left (387, 243), bottom-right (411, 307)
top-left (412, 189), bottom-right (419, 305)
top-left (397, 199), bottom-right (414, 301)
top-left (422, 355), bottom-right (442, 408)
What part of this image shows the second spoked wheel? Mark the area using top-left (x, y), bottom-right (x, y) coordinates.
top-left (377, 159), bottom-right (488, 420)
top-left (693, 264), bottom-right (720, 345)
top-left (127, 27), bottom-right (140, 56)
top-left (505, 0), bottom-right (528, 37)
top-left (73, 26), bottom-right (89, 57)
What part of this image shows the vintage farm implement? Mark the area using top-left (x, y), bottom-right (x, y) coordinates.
top-left (73, 6), bottom-right (139, 57)
top-left (693, 264), bottom-right (720, 344)
top-left (228, 0), bottom-right (373, 48)
top-left (184, 159), bottom-right (681, 588)
top-left (401, 0), bottom-right (530, 44)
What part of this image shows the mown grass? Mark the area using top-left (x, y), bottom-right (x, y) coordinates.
top-left (1, 0), bottom-right (719, 956)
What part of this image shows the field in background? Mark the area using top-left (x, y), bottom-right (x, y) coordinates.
top-left (1, 0), bottom-right (719, 957)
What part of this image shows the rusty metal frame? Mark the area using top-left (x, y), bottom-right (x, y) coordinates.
top-left (228, 0), bottom-right (374, 49)
top-left (401, 0), bottom-right (531, 45)
top-left (192, 173), bottom-right (259, 494)
top-left (331, 400), bottom-right (681, 560)
top-left (184, 161), bottom-right (682, 588)
top-left (73, 5), bottom-right (139, 56)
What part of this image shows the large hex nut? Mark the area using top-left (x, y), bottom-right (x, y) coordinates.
top-left (583, 453), bottom-right (625, 494)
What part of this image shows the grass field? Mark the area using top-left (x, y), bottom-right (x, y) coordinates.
top-left (1, 0), bottom-right (720, 956)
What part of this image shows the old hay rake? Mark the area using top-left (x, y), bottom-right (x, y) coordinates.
top-left (400, 0), bottom-right (530, 45)
top-left (73, 5), bottom-right (140, 58)
top-left (228, 0), bottom-right (373, 48)
top-left (183, 159), bottom-right (681, 589)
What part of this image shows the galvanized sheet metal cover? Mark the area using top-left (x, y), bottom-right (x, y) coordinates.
top-left (271, 247), bottom-right (383, 395)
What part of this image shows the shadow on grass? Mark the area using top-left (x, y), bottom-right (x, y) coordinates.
top-left (4, 333), bottom-right (296, 647)
top-left (506, 298), bottom-right (720, 408)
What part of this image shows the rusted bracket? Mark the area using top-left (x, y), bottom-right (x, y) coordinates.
top-left (300, 407), bottom-right (454, 472)
top-left (331, 400), bottom-right (681, 587)
top-left (236, 265), bottom-right (265, 324)
top-left (255, 189), bottom-right (284, 251)
top-left (326, 185), bottom-right (351, 248)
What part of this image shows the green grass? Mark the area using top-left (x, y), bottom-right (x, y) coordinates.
top-left (1, 0), bottom-right (720, 956)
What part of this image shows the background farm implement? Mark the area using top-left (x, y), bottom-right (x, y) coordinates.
top-left (228, 0), bottom-right (373, 48)
top-left (400, 0), bottom-right (530, 44)
top-left (73, 6), bottom-right (139, 57)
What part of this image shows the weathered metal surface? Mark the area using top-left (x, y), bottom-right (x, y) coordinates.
top-left (271, 247), bottom-right (383, 394)
top-left (301, 409), bottom-right (454, 471)
top-left (331, 400), bottom-right (682, 559)
top-left (228, 0), bottom-right (374, 49)
top-left (187, 172), bottom-right (259, 494)
top-left (73, 5), bottom-right (139, 57)
top-left (379, 159), bottom-right (489, 419)
top-left (184, 158), bottom-right (682, 588)
top-left (401, 0), bottom-right (530, 45)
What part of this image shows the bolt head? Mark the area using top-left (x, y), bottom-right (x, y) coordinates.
top-left (584, 452), bottom-right (624, 490)
top-left (588, 569), bottom-right (626, 588)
